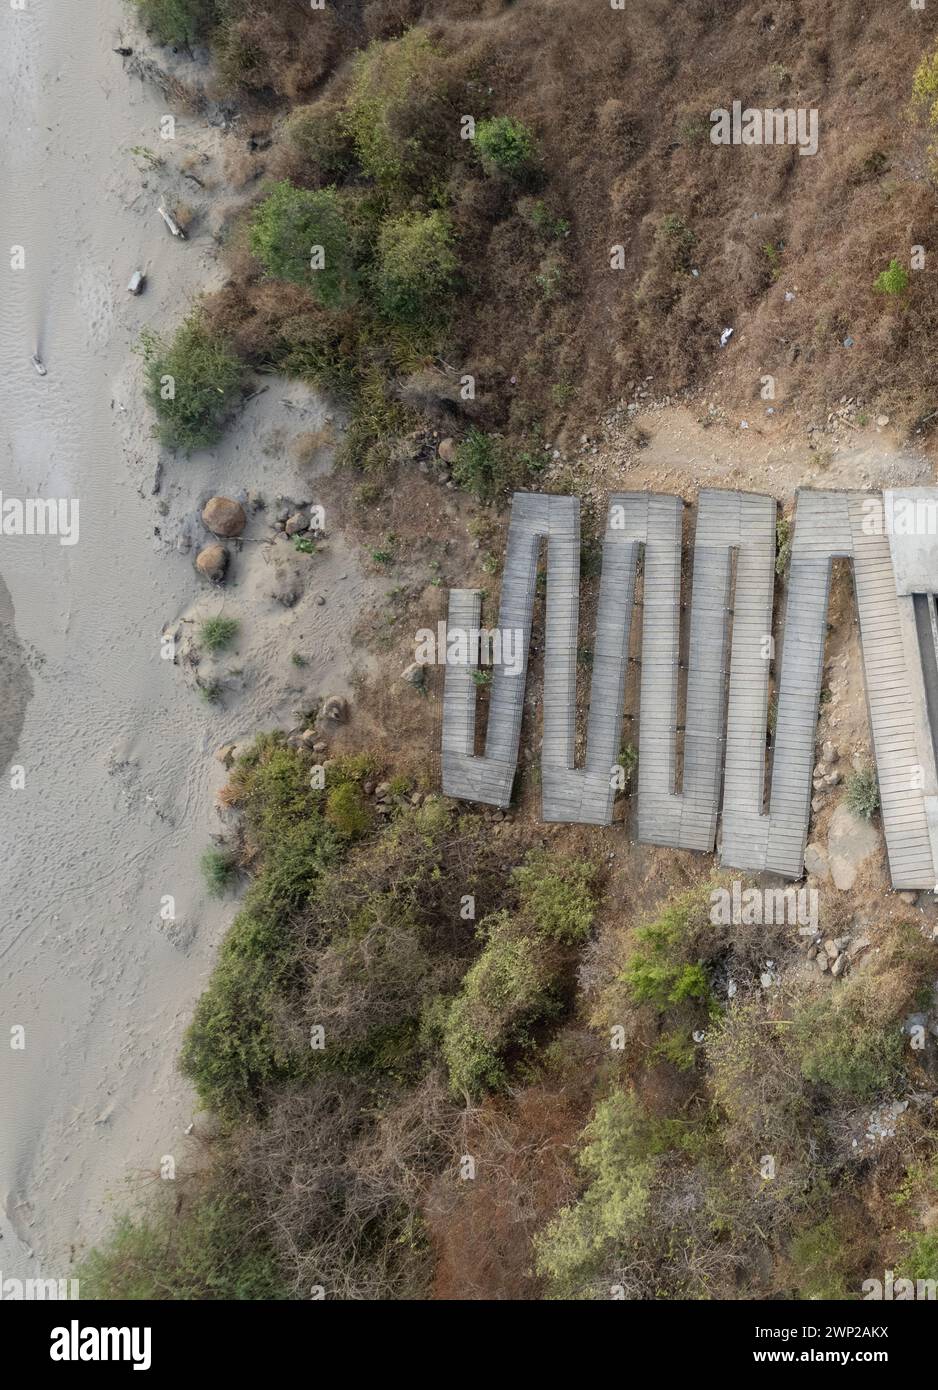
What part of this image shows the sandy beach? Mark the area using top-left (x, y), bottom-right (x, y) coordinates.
top-left (0, 1), bottom-right (379, 1278)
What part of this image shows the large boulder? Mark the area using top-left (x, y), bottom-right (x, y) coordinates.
top-left (202, 496), bottom-right (246, 538)
top-left (827, 802), bottom-right (880, 890)
top-left (195, 543), bottom-right (229, 582)
top-left (804, 842), bottom-right (830, 882)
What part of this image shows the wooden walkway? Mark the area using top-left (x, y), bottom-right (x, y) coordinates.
top-left (638, 489), bottom-right (776, 853)
top-left (442, 487), bottom-right (938, 889)
top-left (721, 490), bottom-right (936, 887)
top-left (849, 495), bottom-right (935, 887)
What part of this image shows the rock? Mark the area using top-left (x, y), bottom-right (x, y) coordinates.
top-left (274, 584), bottom-right (301, 608)
top-left (846, 935), bottom-right (872, 960)
top-left (804, 842), bottom-right (831, 881)
top-left (316, 595), bottom-right (326, 606)
top-left (300, 730), bottom-right (318, 746)
top-left (824, 938), bottom-right (840, 961)
top-left (824, 770), bottom-right (842, 787)
top-left (375, 781), bottom-right (391, 800)
top-left (321, 695), bottom-right (347, 724)
top-left (313, 741), bottom-right (327, 753)
top-left (285, 511), bottom-right (309, 536)
top-left (438, 437), bottom-right (457, 463)
top-left (812, 796), bottom-right (824, 813)
top-left (821, 741), bottom-right (838, 765)
top-left (202, 496), bottom-right (246, 537)
top-left (807, 945), bottom-right (818, 960)
top-left (196, 543), bottom-right (229, 582)
top-left (214, 743), bottom-right (237, 766)
top-left (876, 414), bottom-right (890, 428)
top-left (898, 890), bottom-right (918, 905)
top-left (401, 661), bottom-right (425, 687)
top-left (817, 953), bottom-right (829, 972)
top-left (827, 800), bottom-right (880, 890)
top-left (363, 782), bottom-right (374, 796)
top-left (831, 953), bottom-right (847, 977)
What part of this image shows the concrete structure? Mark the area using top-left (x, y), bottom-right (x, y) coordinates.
top-left (441, 488), bottom-right (938, 890)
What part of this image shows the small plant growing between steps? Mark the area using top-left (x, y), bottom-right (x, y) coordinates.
top-left (846, 767), bottom-right (880, 821)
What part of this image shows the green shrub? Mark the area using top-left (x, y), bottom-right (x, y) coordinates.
top-left (787, 1216), bottom-right (853, 1300)
top-left (325, 781), bottom-right (372, 838)
top-left (706, 999), bottom-right (814, 1159)
top-left (451, 429), bottom-right (509, 503)
top-left (181, 737), bottom-right (341, 1116)
top-left (518, 197), bottom-right (569, 239)
top-left (180, 902), bottom-right (303, 1117)
top-left (474, 116), bottom-right (538, 178)
top-left (249, 181), bottom-right (357, 306)
top-left (440, 911), bottom-right (558, 1096)
top-left (374, 210), bottom-right (457, 322)
top-left (201, 846), bottom-right (236, 898)
top-left (899, 1230), bottom-right (938, 1283)
top-left (200, 616), bottom-right (239, 652)
top-left (792, 989), bottom-right (902, 1099)
top-left (874, 258), bottom-right (910, 296)
top-left (534, 1091), bottom-right (666, 1299)
top-left (338, 367), bottom-right (417, 474)
top-left (913, 45), bottom-right (938, 127)
top-left (846, 767), bottom-right (880, 821)
top-left (140, 313), bottom-right (243, 453)
top-left (132, 0), bottom-right (216, 46)
top-left (512, 851), bottom-right (596, 944)
top-left (345, 30), bottom-right (446, 195)
top-left (623, 894), bottom-right (714, 1011)
top-left (650, 1028), bottom-right (697, 1070)
top-left (75, 1189), bottom-right (288, 1299)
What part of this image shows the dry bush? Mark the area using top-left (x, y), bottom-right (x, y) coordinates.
top-left (425, 1056), bottom-right (593, 1299)
top-left (214, 3), bottom-right (344, 103)
top-left (235, 1074), bottom-right (455, 1298)
top-left (221, 137), bottom-right (262, 189)
top-left (292, 426), bottom-right (336, 466)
